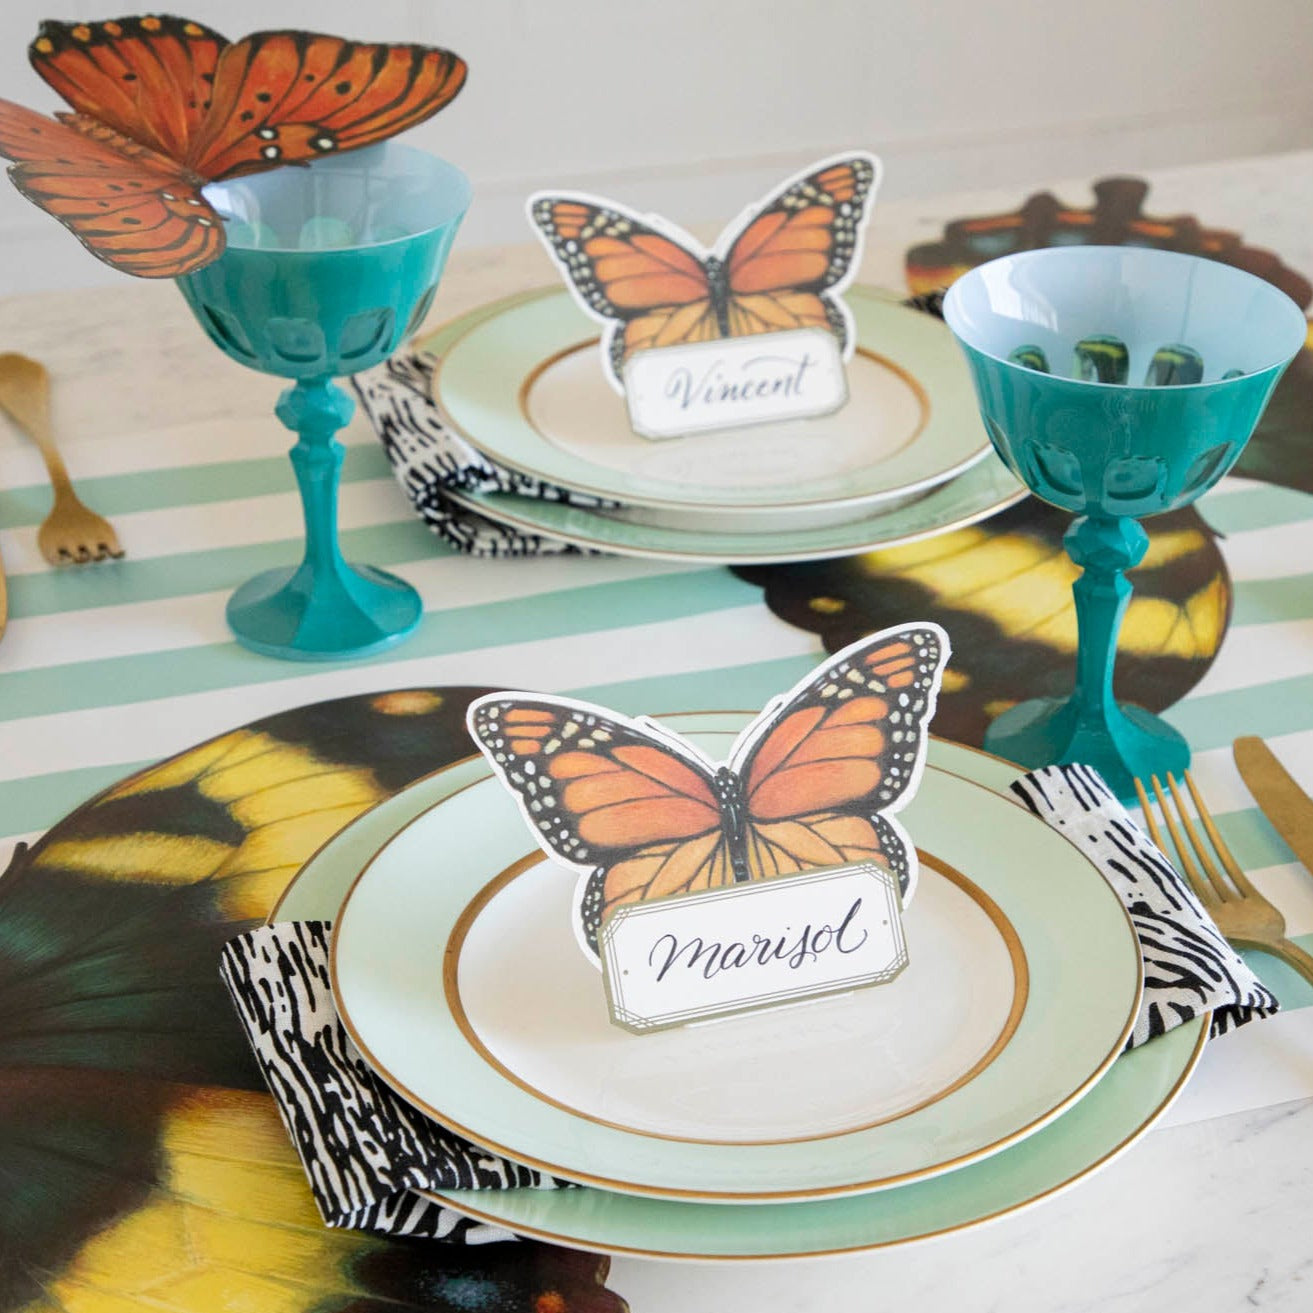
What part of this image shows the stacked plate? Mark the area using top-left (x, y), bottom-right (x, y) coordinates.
top-left (274, 712), bottom-right (1206, 1261)
top-left (419, 288), bottom-right (1027, 563)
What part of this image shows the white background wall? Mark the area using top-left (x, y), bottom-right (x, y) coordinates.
top-left (3, 0), bottom-right (1313, 293)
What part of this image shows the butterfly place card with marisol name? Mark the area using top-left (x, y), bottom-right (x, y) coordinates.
top-left (467, 622), bottom-right (949, 1033)
top-left (528, 151), bottom-right (882, 440)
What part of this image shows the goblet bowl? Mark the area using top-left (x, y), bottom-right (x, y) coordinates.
top-left (943, 246), bottom-right (1306, 796)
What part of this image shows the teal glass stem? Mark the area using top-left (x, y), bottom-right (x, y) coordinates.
top-left (983, 513), bottom-right (1189, 791)
top-left (175, 142), bottom-right (470, 661)
top-left (221, 378), bottom-right (422, 660)
top-left (943, 246), bottom-right (1306, 799)
top-left (1066, 516), bottom-right (1147, 722)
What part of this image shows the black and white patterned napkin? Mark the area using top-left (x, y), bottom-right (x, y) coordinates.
top-left (350, 352), bottom-right (610, 557)
top-left (221, 761), bottom-right (1278, 1239)
top-left (219, 920), bottom-right (564, 1242)
top-left (1012, 763), bottom-right (1279, 1047)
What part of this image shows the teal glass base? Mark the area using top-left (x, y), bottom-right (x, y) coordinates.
top-left (227, 562), bottom-right (422, 662)
top-left (985, 695), bottom-right (1190, 802)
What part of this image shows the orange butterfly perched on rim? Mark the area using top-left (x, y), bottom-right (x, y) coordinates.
top-left (467, 623), bottom-right (948, 955)
top-left (0, 13), bottom-right (467, 278)
top-left (529, 151), bottom-right (881, 389)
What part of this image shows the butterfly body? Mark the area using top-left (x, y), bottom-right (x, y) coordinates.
top-left (530, 152), bottom-right (881, 390)
top-left (469, 623), bottom-right (948, 954)
top-left (0, 14), bottom-right (467, 277)
top-left (709, 764), bottom-right (753, 880)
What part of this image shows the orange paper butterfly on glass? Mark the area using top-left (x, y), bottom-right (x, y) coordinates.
top-left (529, 151), bottom-right (881, 389)
top-left (0, 13), bottom-right (467, 278)
top-left (468, 622), bottom-right (948, 956)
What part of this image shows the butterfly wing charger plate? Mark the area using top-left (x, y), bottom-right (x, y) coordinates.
top-left (0, 687), bottom-right (628, 1312)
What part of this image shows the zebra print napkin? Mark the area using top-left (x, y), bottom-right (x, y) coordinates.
top-left (1012, 763), bottom-right (1280, 1047)
top-left (350, 352), bottom-right (610, 557)
top-left (219, 920), bottom-right (566, 1242)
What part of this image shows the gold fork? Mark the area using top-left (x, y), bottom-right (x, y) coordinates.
top-left (1135, 771), bottom-right (1313, 986)
top-left (0, 353), bottom-right (124, 565)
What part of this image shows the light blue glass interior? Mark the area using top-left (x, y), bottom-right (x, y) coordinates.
top-left (204, 140), bottom-right (471, 251)
top-left (174, 143), bottom-right (470, 663)
top-left (943, 245), bottom-right (1307, 386)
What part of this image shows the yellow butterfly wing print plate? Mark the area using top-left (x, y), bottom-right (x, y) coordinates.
top-left (330, 721), bottom-right (1142, 1204)
top-left (429, 287), bottom-right (994, 530)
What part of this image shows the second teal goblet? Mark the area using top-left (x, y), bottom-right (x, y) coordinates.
top-left (176, 142), bottom-right (470, 661)
top-left (943, 246), bottom-right (1305, 798)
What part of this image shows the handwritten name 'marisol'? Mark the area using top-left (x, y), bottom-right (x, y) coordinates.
top-left (648, 897), bottom-right (869, 983)
top-left (665, 352), bottom-right (817, 412)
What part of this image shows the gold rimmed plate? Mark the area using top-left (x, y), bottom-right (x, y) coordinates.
top-left (327, 716), bottom-right (1142, 1204)
top-left (427, 287), bottom-right (996, 533)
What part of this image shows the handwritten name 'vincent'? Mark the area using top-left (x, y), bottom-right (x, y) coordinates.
top-left (664, 352), bottom-right (817, 412)
top-left (648, 897), bottom-right (869, 983)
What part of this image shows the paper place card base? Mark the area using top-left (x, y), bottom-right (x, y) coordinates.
top-left (599, 861), bottom-right (908, 1034)
top-left (622, 328), bottom-right (849, 439)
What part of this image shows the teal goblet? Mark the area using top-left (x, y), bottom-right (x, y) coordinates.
top-left (176, 142), bottom-right (470, 660)
top-left (943, 246), bottom-right (1305, 798)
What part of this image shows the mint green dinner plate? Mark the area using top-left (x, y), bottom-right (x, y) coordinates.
top-left (274, 717), bottom-right (1204, 1258)
top-left (442, 459), bottom-right (1026, 563)
top-left (431, 288), bottom-right (991, 518)
top-left (324, 716), bottom-right (1141, 1206)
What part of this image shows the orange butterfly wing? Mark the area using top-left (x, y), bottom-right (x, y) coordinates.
top-left (734, 626), bottom-right (947, 896)
top-left (468, 698), bottom-right (735, 946)
top-left (723, 155), bottom-right (878, 347)
top-left (0, 99), bottom-right (223, 277)
top-left (531, 197), bottom-right (718, 382)
top-left (29, 15), bottom-right (227, 161)
top-left (13, 18), bottom-right (466, 278)
top-left (186, 31), bottom-right (467, 179)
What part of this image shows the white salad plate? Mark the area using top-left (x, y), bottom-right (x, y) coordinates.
top-left (426, 287), bottom-right (996, 533)
top-left (327, 716), bottom-right (1141, 1206)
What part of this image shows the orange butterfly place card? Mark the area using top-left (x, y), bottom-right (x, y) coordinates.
top-left (468, 622), bottom-right (948, 1032)
top-left (529, 151), bottom-right (882, 440)
top-left (0, 14), bottom-right (466, 277)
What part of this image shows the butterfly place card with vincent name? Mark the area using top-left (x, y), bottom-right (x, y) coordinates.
top-left (468, 622), bottom-right (948, 1032)
top-left (529, 151), bottom-right (882, 440)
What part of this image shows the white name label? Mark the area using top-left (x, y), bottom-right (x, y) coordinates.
top-left (622, 328), bottom-right (849, 440)
top-left (599, 862), bottom-right (907, 1033)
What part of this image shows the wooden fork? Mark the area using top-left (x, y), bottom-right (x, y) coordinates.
top-left (0, 353), bottom-right (124, 565)
top-left (1135, 771), bottom-right (1313, 986)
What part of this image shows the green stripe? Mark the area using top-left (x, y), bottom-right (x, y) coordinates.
top-left (0, 445), bottom-right (393, 529)
top-left (1165, 672), bottom-right (1313, 750)
top-left (1231, 573), bottom-right (1313, 625)
top-left (1199, 804), bottom-right (1294, 872)
top-left (6, 519), bottom-right (446, 619)
top-left (1242, 935), bottom-right (1313, 1009)
top-left (1201, 483), bottom-right (1313, 535)
top-left (0, 569), bottom-right (751, 722)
